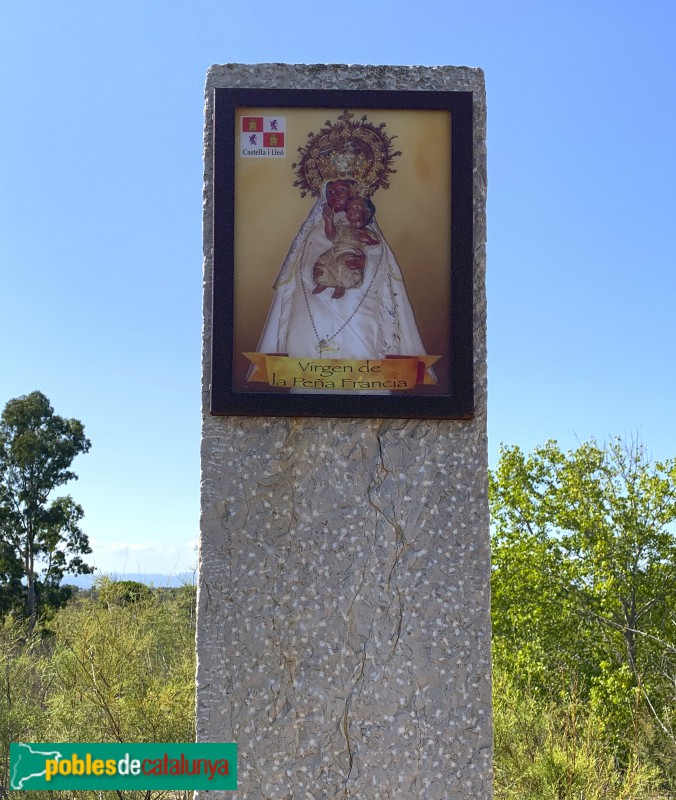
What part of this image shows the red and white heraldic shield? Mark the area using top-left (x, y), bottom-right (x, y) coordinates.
top-left (240, 116), bottom-right (286, 157)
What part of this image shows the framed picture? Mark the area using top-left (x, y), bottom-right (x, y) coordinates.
top-left (210, 88), bottom-right (474, 419)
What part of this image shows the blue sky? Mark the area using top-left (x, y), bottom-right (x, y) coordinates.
top-left (1, 1), bottom-right (675, 575)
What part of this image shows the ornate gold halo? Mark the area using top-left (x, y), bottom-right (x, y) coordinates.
top-left (292, 111), bottom-right (401, 198)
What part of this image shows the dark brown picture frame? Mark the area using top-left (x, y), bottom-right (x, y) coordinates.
top-left (210, 87), bottom-right (474, 419)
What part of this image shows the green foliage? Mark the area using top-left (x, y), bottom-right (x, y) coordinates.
top-left (490, 437), bottom-right (676, 791)
top-left (493, 666), bottom-right (662, 799)
top-left (46, 589), bottom-right (195, 745)
top-left (0, 538), bottom-right (23, 617)
top-left (0, 618), bottom-right (48, 795)
top-left (0, 583), bottom-right (196, 799)
top-left (0, 391), bottom-right (93, 628)
top-left (96, 576), bottom-right (154, 606)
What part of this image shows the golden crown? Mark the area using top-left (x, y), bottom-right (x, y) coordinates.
top-left (292, 111), bottom-right (401, 198)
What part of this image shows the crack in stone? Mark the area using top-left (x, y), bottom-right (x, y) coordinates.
top-left (342, 699), bottom-right (354, 795)
top-left (387, 588), bottom-right (404, 662)
top-left (345, 564), bottom-right (368, 629)
top-left (367, 425), bottom-right (411, 591)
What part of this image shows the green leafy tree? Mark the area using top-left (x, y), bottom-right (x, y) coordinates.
top-left (97, 576), bottom-right (154, 607)
top-left (490, 437), bottom-right (676, 780)
top-left (0, 391), bottom-right (93, 629)
top-left (0, 540), bottom-right (23, 617)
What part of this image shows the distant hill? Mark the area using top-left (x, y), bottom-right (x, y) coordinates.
top-left (64, 572), bottom-right (196, 589)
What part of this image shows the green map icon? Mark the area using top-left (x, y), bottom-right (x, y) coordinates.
top-left (11, 743), bottom-right (66, 789)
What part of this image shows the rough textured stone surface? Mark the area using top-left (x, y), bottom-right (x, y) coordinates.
top-left (198, 64), bottom-right (490, 799)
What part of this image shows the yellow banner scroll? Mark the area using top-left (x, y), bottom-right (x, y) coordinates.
top-left (244, 354), bottom-right (440, 391)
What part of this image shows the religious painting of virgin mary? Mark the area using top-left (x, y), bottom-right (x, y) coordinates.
top-left (210, 89), bottom-right (474, 419)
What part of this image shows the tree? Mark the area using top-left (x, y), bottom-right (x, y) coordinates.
top-left (0, 391), bottom-right (93, 629)
top-left (490, 438), bottom-right (676, 779)
top-left (0, 540), bottom-right (23, 618)
top-left (96, 576), bottom-right (153, 607)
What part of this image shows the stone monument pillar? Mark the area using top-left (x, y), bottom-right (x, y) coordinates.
top-left (198, 63), bottom-right (490, 799)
